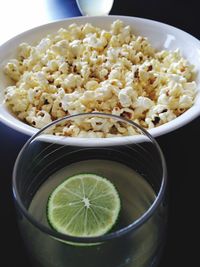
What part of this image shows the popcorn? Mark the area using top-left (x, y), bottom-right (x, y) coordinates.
top-left (3, 20), bottom-right (197, 137)
top-left (4, 60), bottom-right (22, 82)
top-left (145, 105), bottom-right (176, 128)
top-left (26, 109), bottom-right (52, 129)
top-left (61, 91), bottom-right (82, 111)
top-left (134, 96), bottom-right (154, 116)
top-left (61, 74), bottom-right (83, 89)
top-left (95, 85), bottom-right (113, 101)
top-left (85, 80), bottom-right (99, 90)
top-left (69, 40), bottom-right (83, 57)
top-left (87, 117), bottom-right (113, 132)
top-left (18, 43), bottom-right (31, 59)
top-left (179, 95), bottom-right (194, 108)
top-left (59, 62), bottom-right (69, 74)
top-left (118, 87), bottom-right (137, 107)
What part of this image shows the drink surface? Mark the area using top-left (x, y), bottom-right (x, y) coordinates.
top-left (29, 159), bottom-right (155, 230)
top-left (76, 0), bottom-right (114, 16)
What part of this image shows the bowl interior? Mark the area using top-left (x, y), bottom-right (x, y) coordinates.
top-left (0, 15), bottom-right (200, 139)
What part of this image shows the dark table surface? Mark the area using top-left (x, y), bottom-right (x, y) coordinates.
top-left (0, 0), bottom-right (200, 266)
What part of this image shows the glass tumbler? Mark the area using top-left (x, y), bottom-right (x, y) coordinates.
top-left (13, 113), bottom-right (167, 267)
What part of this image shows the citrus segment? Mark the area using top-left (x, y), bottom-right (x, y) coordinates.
top-left (47, 174), bottom-right (120, 237)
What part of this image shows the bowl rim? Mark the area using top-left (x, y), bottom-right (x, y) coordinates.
top-left (1, 15), bottom-right (200, 138)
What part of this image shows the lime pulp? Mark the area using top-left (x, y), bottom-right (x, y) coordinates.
top-left (47, 173), bottom-right (121, 237)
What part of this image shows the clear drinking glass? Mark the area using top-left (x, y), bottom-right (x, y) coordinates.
top-left (13, 113), bottom-right (167, 267)
top-left (76, 0), bottom-right (114, 16)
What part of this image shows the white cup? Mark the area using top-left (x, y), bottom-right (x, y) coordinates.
top-left (76, 0), bottom-right (114, 16)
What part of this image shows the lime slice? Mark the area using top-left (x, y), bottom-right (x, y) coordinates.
top-left (47, 174), bottom-right (120, 237)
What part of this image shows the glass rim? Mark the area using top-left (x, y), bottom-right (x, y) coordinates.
top-left (12, 112), bottom-right (167, 243)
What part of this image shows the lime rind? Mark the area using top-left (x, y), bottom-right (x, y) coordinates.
top-left (47, 173), bottom-right (120, 238)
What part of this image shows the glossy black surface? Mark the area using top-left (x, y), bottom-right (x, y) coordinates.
top-left (0, 0), bottom-right (199, 266)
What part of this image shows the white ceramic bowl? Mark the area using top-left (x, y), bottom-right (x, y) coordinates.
top-left (0, 15), bottom-right (200, 140)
